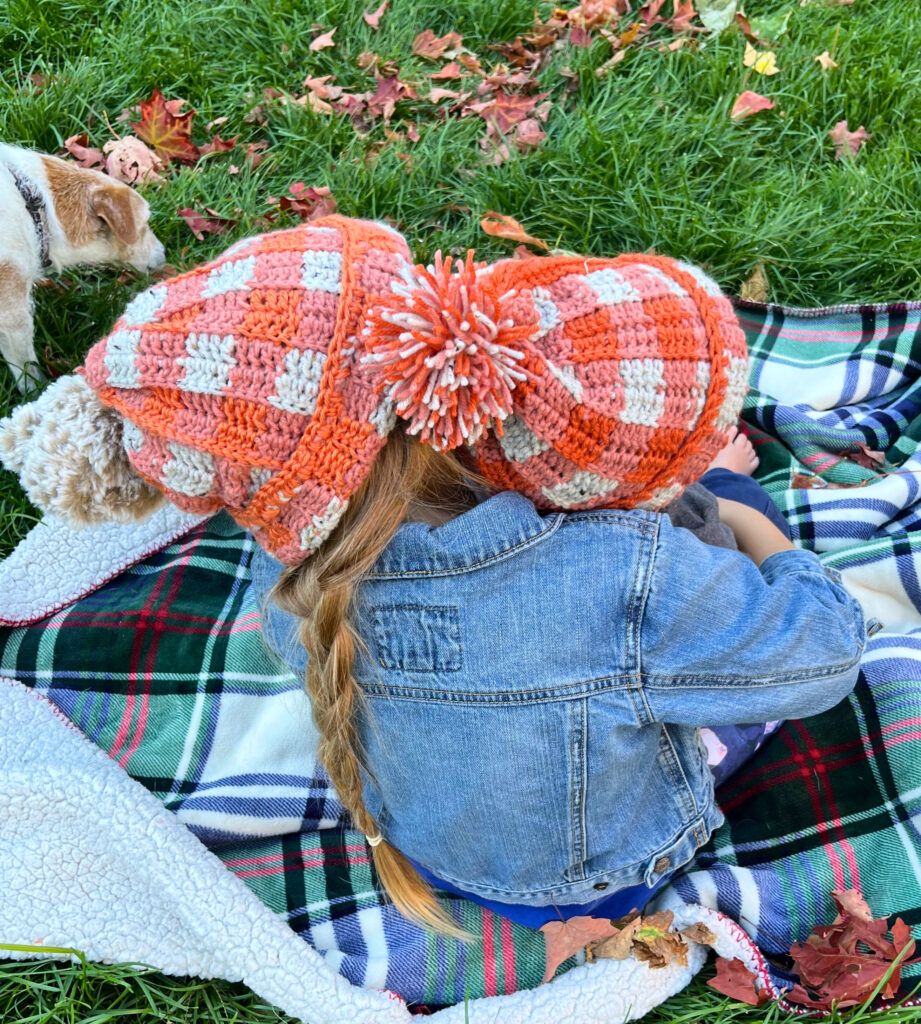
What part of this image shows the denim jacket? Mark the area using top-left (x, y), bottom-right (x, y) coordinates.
top-left (251, 490), bottom-right (866, 907)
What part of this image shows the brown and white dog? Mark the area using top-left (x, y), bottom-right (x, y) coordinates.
top-left (0, 142), bottom-right (166, 389)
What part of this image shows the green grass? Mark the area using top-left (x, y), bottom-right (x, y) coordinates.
top-left (2, 0), bottom-right (921, 1018)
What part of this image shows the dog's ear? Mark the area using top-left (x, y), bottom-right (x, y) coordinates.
top-left (90, 184), bottom-right (141, 245)
top-left (0, 375), bottom-right (164, 525)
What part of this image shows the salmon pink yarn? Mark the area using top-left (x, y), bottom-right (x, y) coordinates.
top-left (81, 216), bottom-right (749, 564)
top-left (366, 251), bottom-right (749, 513)
top-left (362, 252), bottom-right (536, 450)
top-left (81, 216), bottom-right (411, 565)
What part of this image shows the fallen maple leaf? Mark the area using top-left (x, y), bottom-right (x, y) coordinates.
top-left (429, 87), bottom-right (463, 103)
top-left (275, 182), bottom-right (337, 222)
top-left (246, 141), bottom-right (268, 168)
top-left (848, 443), bottom-right (886, 470)
top-left (743, 42), bottom-right (780, 75)
top-left (412, 29), bottom-right (464, 60)
top-left (829, 120), bottom-right (871, 159)
top-left (540, 916), bottom-right (621, 983)
top-left (63, 133), bottom-right (105, 170)
top-left (363, 0), bottom-right (388, 28)
top-left (303, 75), bottom-right (344, 100)
top-left (481, 212), bottom-right (549, 250)
top-left (666, 0), bottom-right (697, 32)
top-left (571, 0), bottom-right (630, 29)
top-left (103, 136), bottom-right (165, 184)
top-left (815, 49), bottom-right (839, 70)
top-left (177, 207), bottom-right (239, 240)
top-left (730, 90), bottom-right (775, 120)
top-left (132, 87), bottom-right (200, 163)
top-left (198, 133), bottom-right (238, 156)
top-left (431, 61), bottom-right (463, 79)
top-left (785, 889), bottom-right (919, 1009)
top-left (310, 27), bottom-right (337, 51)
top-left (791, 473), bottom-right (830, 490)
top-left (708, 957), bottom-right (769, 1005)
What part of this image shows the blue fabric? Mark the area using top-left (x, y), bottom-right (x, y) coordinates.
top-left (409, 856), bottom-right (669, 928)
top-left (699, 467), bottom-right (792, 537)
top-left (251, 489), bottom-right (866, 909)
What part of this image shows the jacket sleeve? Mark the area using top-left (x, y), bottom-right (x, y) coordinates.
top-left (638, 514), bottom-right (866, 726)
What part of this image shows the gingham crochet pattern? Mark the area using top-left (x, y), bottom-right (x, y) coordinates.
top-left (467, 254), bottom-right (749, 511)
top-left (82, 217), bottom-right (410, 565)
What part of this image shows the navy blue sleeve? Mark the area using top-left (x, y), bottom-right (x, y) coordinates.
top-left (639, 514), bottom-right (866, 726)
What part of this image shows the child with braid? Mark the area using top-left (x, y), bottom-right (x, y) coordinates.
top-left (0, 216), bottom-right (866, 935)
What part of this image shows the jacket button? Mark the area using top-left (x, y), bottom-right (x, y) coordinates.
top-left (593, 882), bottom-right (609, 891)
top-left (653, 856), bottom-right (671, 874)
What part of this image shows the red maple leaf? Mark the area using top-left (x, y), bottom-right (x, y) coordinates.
top-left (198, 133), bottom-right (238, 156)
top-left (708, 957), bottom-right (769, 1005)
top-left (132, 88), bottom-right (201, 164)
top-left (412, 29), bottom-right (463, 59)
top-left (177, 207), bottom-right (239, 240)
top-left (785, 889), bottom-right (919, 1009)
top-left (275, 183), bottom-right (337, 222)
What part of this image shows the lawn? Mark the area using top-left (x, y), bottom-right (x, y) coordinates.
top-left (2, 0), bottom-right (921, 1019)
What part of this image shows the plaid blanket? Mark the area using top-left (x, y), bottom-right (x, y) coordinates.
top-left (2, 299), bottom-right (921, 1005)
top-left (666, 300), bottom-right (921, 991)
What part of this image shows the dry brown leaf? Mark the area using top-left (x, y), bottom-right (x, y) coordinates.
top-left (540, 916), bottom-right (622, 983)
top-left (63, 133), bottom-right (105, 170)
top-left (631, 910), bottom-right (688, 968)
top-left (829, 120), bottom-right (871, 159)
top-left (739, 263), bottom-right (770, 302)
top-left (310, 27), bottom-right (337, 51)
top-left (431, 61), bottom-right (463, 79)
top-left (363, 0), bottom-right (388, 29)
top-left (412, 29), bottom-right (464, 60)
top-left (708, 957), bottom-right (770, 1005)
top-left (103, 136), bottom-right (165, 184)
top-left (481, 211), bottom-right (549, 249)
top-left (679, 922), bottom-right (716, 946)
top-left (592, 916), bottom-right (642, 960)
top-left (595, 48), bottom-right (628, 76)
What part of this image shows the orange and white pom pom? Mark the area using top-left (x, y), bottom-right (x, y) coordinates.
top-left (361, 252), bottom-right (536, 451)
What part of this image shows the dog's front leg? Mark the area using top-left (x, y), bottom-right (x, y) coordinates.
top-left (0, 262), bottom-right (45, 391)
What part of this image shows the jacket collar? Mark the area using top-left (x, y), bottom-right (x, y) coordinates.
top-left (5, 164), bottom-right (51, 270)
top-left (368, 491), bottom-right (563, 578)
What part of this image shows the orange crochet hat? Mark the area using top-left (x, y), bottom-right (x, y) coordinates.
top-left (363, 252), bottom-right (749, 512)
top-left (81, 219), bottom-right (748, 565)
top-left (81, 216), bottom-right (411, 565)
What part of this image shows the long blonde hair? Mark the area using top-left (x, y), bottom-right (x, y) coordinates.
top-left (271, 426), bottom-right (485, 937)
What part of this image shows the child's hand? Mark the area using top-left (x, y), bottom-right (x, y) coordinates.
top-left (716, 498), bottom-right (796, 565)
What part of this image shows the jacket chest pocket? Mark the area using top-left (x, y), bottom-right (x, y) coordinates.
top-left (369, 604), bottom-right (463, 673)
